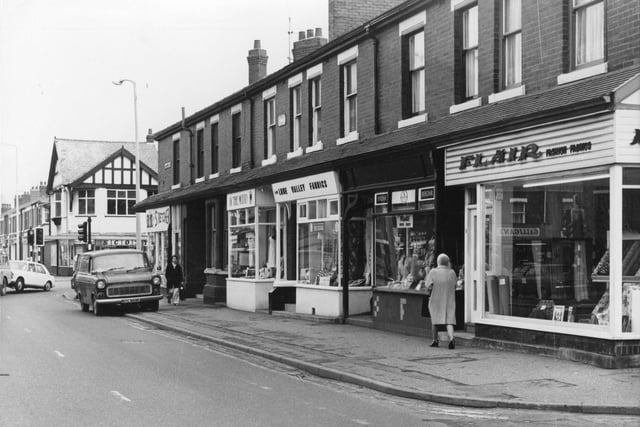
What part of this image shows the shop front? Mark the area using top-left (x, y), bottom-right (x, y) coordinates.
top-left (226, 187), bottom-right (276, 312)
top-left (145, 206), bottom-right (170, 276)
top-left (445, 107), bottom-right (640, 367)
top-left (338, 150), bottom-right (463, 335)
top-left (271, 172), bottom-right (372, 317)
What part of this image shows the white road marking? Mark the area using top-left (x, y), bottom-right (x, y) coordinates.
top-left (110, 391), bottom-right (131, 402)
top-left (260, 386), bottom-right (272, 390)
top-left (24, 328), bottom-right (32, 333)
top-left (352, 420), bottom-right (370, 425)
top-left (54, 350), bottom-right (65, 358)
top-left (6, 315), bottom-right (11, 319)
top-left (430, 407), bottom-right (508, 420)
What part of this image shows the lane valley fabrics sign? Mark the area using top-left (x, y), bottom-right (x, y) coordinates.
top-left (272, 172), bottom-right (340, 203)
top-left (146, 206), bottom-right (170, 232)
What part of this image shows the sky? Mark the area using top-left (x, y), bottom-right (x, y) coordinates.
top-left (0, 0), bottom-right (328, 205)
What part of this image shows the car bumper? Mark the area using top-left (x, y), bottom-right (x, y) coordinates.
top-left (96, 295), bottom-right (163, 305)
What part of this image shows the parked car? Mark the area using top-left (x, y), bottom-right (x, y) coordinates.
top-left (72, 249), bottom-right (162, 315)
top-left (0, 254), bottom-right (9, 296)
top-left (0, 259), bottom-right (55, 293)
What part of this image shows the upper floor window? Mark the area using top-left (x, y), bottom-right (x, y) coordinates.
top-left (462, 4), bottom-right (478, 99)
top-left (309, 78), bottom-right (322, 145)
top-left (232, 112), bottom-right (242, 168)
top-left (573, 0), bottom-right (604, 68)
top-left (172, 137), bottom-right (180, 185)
top-left (341, 61), bottom-right (357, 136)
top-left (404, 30), bottom-right (426, 117)
top-left (54, 191), bottom-right (62, 218)
top-left (196, 126), bottom-right (205, 179)
top-left (107, 190), bottom-right (135, 216)
top-left (78, 189), bottom-right (95, 215)
top-left (290, 85), bottom-right (301, 152)
top-left (210, 120), bottom-right (219, 175)
top-left (503, 0), bottom-right (522, 88)
top-left (264, 97), bottom-right (276, 159)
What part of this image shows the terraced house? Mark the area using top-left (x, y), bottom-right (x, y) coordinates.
top-left (136, 0), bottom-right (640, 368)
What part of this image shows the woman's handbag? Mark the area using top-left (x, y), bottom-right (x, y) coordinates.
top-left (171, 287), bottom-right (181, 305)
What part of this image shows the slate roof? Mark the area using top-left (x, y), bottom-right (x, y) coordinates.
top-left (135, 65), bottom-right (639, 212)
top-left (47, 138), bottom-right (158, 193)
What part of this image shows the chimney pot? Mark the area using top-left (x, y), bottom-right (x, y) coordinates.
top-left (298, 31), bottom-right (306, 40)
top-left (315, 28), bottom-right (323, 37)
top-left (253, 40), bottom-right (261, 49)
top-left (307, 29), bottom-right (314, 38)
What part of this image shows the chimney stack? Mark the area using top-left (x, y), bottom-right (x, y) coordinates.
top-left (292, 28), bottom-right (327, 62)
top-left (247, 40), bottom-right (268, 85)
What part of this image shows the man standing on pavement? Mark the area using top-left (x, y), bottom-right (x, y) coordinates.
top-left (165, 255), bottom-right (183, 303)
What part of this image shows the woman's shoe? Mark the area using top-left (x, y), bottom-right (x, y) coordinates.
top-left (430, 340), bottom-right (439, 347)
top-left (448, 339), bottom-right (456, 350)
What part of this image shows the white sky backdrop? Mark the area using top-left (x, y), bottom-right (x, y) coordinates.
top-left (0, 0), bottom-right (328, 205)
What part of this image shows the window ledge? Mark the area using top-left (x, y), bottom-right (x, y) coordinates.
top-left (488, 85), bottom-right (526, 104)
top-left (171, 183), bottom-right (181, 190)
top-left (557, 62), bottom-right (607, 85)
top-left (336, 131), bottom-right (359, 146)
top-left (195, 177), bottom-right (205, 183)
top-left (261, 155), bottom-right (277, 166)
top-left (449, 98), bottom-right (482, 114)
top-left (208, 172), bottom-right (219, 180)
top-left (398, 113), bottom-right (427, 129)
top-left (230, 166), bottom-right (242, 174)
top-left (306, 141), bottom-right (324, 153)
top-left (286, 147), bottom-right (304, 159)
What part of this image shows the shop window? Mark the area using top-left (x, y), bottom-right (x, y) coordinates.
top-left (297, 197), bottom-right (340, 285)
top-left (484, 175), bottom-right (609, 326)
top-left (621, 168), bottom-right (640, 333)
top-left (373, 188), bottom-right (437, 290)
top-left (229, 206), bottom-right (276, 279)
top-left (573, 0), bottom-right (604, 69)
top-left (502, 0), bottom-right (522, 88)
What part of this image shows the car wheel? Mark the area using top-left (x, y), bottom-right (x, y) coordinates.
top-left (15, 278), bottom-right (24, 293)
top-left (92, 297), bottom-right (101, 316)
top-left (1, 278), bottom-right (6, 296)
top-left (43, 281), bottom-right (52, 292)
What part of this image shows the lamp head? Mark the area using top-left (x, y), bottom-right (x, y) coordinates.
top-left (112, 80), bottom-right (125, 86)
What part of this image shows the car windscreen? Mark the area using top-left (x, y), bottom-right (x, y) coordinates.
top-left (92, 253), bottom-right (149, 272)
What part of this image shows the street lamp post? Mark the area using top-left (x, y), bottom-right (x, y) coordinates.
top-left (113, 79), bottom-right (142, 250)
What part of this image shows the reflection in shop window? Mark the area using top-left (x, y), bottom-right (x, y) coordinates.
top-left (621, 168), bottom-right (640, 333)
top-left (485, 176), bottom-right (609, 325)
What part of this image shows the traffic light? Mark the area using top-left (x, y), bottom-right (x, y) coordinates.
top-left (78, 222), bottom-right (87, 242)
top-left (27, 229), bottom-right (34, 245)
top-left (35, 227), bottom-right (44, 246)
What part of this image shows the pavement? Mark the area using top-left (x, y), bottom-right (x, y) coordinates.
top-left (58, 279), bottom-right (640, 416)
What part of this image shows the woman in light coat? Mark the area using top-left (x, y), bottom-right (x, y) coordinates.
top-left (427, 253), bottom-right (458, 349)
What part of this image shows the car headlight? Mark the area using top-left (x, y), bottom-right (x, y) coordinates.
top-left (152, 275), bottom-right (161, 285)
top-left (96, 280), bottom-right (106, 289)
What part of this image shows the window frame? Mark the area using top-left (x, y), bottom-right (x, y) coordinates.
top-left (341, 61), bottom-right (358, 137)
top-left (172, 137), bottom-right (180, 186)
top-left (502, 0), bottom-right (522, 89)
top-left (196, 126), bottom-right (205, 179)
top-left (77, 189), bottom-right (95, 216)
top-left (572, 0), bottom-right (605, 70)
top-left (210, 120), bottom-right (219, 175)
top-left (309, 77), bottom-right (322, 146)
top-left (107, 189), bottom-right (136, 216)
top-left (231, 112), bottom-right (242, 169)
top-left (462, 4), bottom-right (479, 100)
top-left (290, 85), bottom-right (302, 152)
top-left (264, 97), bottom-right (276, 159)
top-left (403, 30), bottom-right (426, 117)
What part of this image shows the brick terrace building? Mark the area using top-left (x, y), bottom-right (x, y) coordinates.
top-left (136, 0), bottom-right (640, 368)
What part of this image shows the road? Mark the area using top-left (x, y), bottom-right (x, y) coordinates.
top-left (1, 285), bottom-right (639, 427)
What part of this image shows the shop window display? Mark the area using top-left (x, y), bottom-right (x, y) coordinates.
top-left (229, 207), bottom-right (276, 278)
top-left (620, 169), bottom-right (640, 333)
top-left (373, 188), bottom-right (436, 290)
top-left (484, 176), bottom-right (609, 325)
top-left (297, 198), bottom-right (340, 285)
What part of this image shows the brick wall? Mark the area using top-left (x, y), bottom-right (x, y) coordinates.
top-left (329, 0), bottom-right (407, 40)
top-left (608, 0), bottom-right (640, 70)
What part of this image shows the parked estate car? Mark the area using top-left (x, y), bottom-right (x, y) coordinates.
top-left (0, 259), bottom-right (55, 293)
top-left (72, 249), bottom-right (163, 315)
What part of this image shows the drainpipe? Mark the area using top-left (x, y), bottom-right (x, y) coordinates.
top-left (181, 107), bottom-right (195, 185)
top-left (365, 24), bottom-right (380, 135)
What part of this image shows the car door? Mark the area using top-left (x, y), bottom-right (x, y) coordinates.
top-left (24, 262), bottom-right (38, 287)
top-left (74, 255), bottom-right (92, 301)
top-left (34, 264), bottom-right (48, 287)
